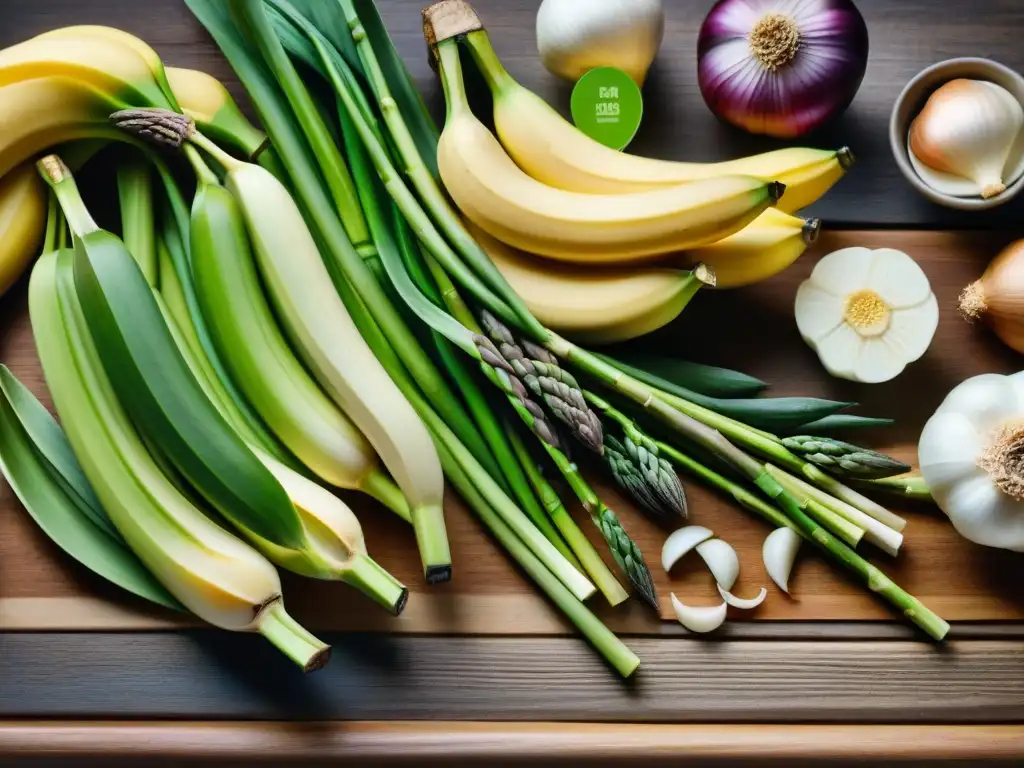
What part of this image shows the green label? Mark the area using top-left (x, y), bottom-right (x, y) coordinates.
top-left (570, 67), bottom-right (643, 151)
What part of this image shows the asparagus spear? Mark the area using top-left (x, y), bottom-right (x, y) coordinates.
top-left (782, 436), bottom-right (911, 480)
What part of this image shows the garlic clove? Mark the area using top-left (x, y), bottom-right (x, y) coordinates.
top-left (883, 295), bottom-right (940, 362)
top-left (807, 246), bottom-right (874, 296)
top-left (813, 323), bottom-right (863, 381)
top-left (865, 249), bottom-right (933, 309)
top-left (717, 585), bottom-right (768, 610)
top-left (661, 525), bottom-right (715, 572)
top-left (695, 538), bottom-right (739, 591)
top-left (670, 592), bottom-right (728, 633)
top-left (794, 282), bottom-right (845, 343)
top-left (762, 527), bottom-right (802, 595)
top-left (909, 79), bottom-right (1024, 199)
top-left (854, 336), bottom-right (907, 384)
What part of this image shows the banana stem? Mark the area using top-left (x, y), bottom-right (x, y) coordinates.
top-left (344, 553), bottom-right (409, 615)
top-left (361, 469), bottom-right (412, 523)
top-left (42, 191), bottom-right (59, 254)
top-left (257, 600), bottom-right (331, 672)
top-left (507, 424), bottom-right (628, 606)
top-left (38, 156), bottom-right (100, 237)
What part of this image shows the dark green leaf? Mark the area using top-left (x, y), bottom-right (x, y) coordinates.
top-left (596, 352), bottom-right (767, 398)
top-left (791, 414), bottom-right (896, 434)
top-left (0, 366), bottom-right (182, 611)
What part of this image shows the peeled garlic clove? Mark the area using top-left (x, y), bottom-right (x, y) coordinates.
top-left (763, 527), bottom-right (802, 594)
top-left (695, 538), bottom-right (739, 592)
top-left (670, 592), bottom-right (727, 633)
top-left (718, 585), bottom-right (768, 610)
top-left (661, 525), bottom-right (714, 572)
top-left (910, 79), bottom-right (1024, 199)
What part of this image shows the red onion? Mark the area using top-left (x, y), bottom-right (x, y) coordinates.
top-left (697, 0), bottom-right (869, 138)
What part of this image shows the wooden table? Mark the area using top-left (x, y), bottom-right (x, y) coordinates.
top-left (2, 0), bottom-right (1024, 764)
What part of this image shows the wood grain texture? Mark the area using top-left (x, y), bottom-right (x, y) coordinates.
top-left (1, 722), bottom-right (1023, 766)
top-left (3, 231), bottom-right (1023, 633)
top-left (4, 0), bottom-right (1024, 227)
top-left (0, 632), bottom-right (1023, 722)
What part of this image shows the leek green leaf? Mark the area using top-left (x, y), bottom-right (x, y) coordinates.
top-left (596, 352), bottom-right (767, 399)
top-left (0, 365), bottom-right (182, 611)
top-left (790, 415), bottom-right (895, 434)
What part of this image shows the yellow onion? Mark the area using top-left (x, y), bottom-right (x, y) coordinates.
top-left (960, 240), bottom-right (1024, 352)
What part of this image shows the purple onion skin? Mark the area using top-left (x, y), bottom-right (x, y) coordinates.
top-left (697, 0), bottom-right (869, 139)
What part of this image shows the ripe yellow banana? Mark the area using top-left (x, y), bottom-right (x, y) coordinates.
top-left (0, 162), bottom-right (47, 297)
top-left (166, 67), bottom-right (267, 158)
top-left (0, 77), bottom-right (124, 179)
top-left (463, 30), bottom-right (851, 214)
top-left (469, 221), bottom-right (713, 344)
top-left (33, 25), bottom-right (181, 109)
top-left (678, 209), bottom-right (822, 289)
top-left (436, 42), bottom-right (780, 265)
top-left (0, 34), bottom-right (170, 110)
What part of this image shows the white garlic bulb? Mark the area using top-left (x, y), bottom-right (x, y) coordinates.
top-left (536, 0), bottom-right (665, 86)
top-left (909, 79), bottom-right (1024, 199)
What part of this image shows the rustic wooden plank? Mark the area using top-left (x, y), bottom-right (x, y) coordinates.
top-left (0, 633), bottom-right (1022, 722)
top-left (3, 230), bottom-right (1022, 633)
top-left (1, 722), bottom-right (1023, 766)
top-left (3, 0), bottom-right (1024, 227)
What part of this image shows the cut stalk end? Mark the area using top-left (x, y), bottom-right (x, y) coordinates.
top-left (691, 262), bottom-right (717, 288)
top-left (802, 217), bottom-right (823, 245)
top-left (411, 503), bottom-right (453, 585)
top-left (423, 0), bottom-right (483, 50)
top-left (837, 146), bottom-right (856, 169)
top-left (257, 600), bottom-right (331, 672)
top-left (768, 181), bottom-right (787, 203)
top-left (345, 554), bottom-right (410, 615)
top-left (37, 155), bottom-right (71, 185)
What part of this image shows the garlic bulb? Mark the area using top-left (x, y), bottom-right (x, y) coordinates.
top-left (959, 240), bottom-right (1024, 353)
top-left (536, 0), bottom-right (665, 86)
top-left (795, 247), bottom-right (939, 384)
top-left (919, 372), bottom-right (1024, 551)
top-left (909, 79), bottom-right (1024, 199)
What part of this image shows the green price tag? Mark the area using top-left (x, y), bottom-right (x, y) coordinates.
top-left (570, 67), bottom-right (643, 151)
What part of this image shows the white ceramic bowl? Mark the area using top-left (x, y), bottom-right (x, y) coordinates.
top-left (890, 57), bottom-right (1024, 211)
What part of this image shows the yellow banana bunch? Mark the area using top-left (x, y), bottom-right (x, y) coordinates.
top-left (469, 221), bottom-right (714, 344)
top-left (436, 41), bottom-right (779, 265)
top-left (678, 209), bottom-right (822, 289)
top-left (0, 162), bottom-right (46, 297)
top-left (463, 30), bottom-right (852, 214)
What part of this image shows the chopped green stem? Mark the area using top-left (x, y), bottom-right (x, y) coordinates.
top-left (360, 468), bottom-right (412, 523)
top-left (507, 425), bottom-right (628, 606)
top-left (42, 191), bottom-right (59, 254)
top-left (767, 465), bottom-right (904, 555)
top-left (765, 466), bottom-right (865, 548)
top-left (241, 0), bottom-right (372, 255)
top-left (858, 474), bottom-right (933, 502)
top-left (435, 438), bottom-right (638, 677)
top-left (343, 553), bottom-right (408, 614)
top-left (257, 600), bottom-right (331, 672)
top-left (184, 144), bottom-right (220, 187)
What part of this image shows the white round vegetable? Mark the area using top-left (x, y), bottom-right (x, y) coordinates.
top-left (695, 538), bottom-right (739, 591)
top-left (670, 593), bottom-right (727, 633)
top-left (661, 525), bottom-right (714, 572)
top-left (762, 527), bottom-right (803, 594)
top-left (718, 585), bottom-right (768, 610)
